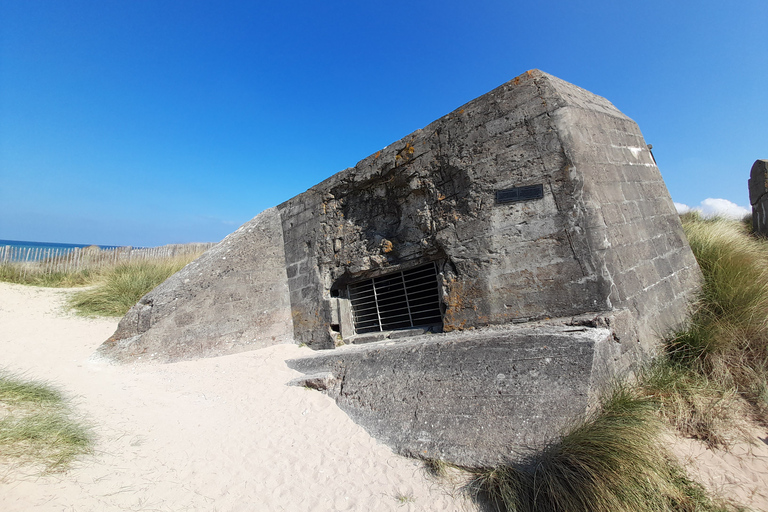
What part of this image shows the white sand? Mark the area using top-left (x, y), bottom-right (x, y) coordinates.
top-left (1, 282), bottom-right (767, 511)
top-left (670, 432), bottom-right (768, 510)
top-left (0, 283), bottom-right (472, 511)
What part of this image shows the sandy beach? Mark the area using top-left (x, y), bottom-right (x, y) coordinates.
top-left (0, 283), bottom-right (473, 511)
top-left (1, 281), bottom-right (767, 511)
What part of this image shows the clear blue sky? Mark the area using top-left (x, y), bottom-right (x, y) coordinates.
top-left (1, 1), bottom-right (765, 247)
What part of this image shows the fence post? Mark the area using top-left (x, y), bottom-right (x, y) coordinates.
top-left (22, 248), bottom-right (31, 279)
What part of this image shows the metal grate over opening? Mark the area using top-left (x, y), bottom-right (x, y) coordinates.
top-left (347, 263), bottom-right (442, 334)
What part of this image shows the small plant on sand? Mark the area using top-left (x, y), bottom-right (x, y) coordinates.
top-left (0, 371), bottom-right (93, 472)
top-left (423, 457), bottom-right (451, 478)
top-left (393, 491), bottom-right (415, 505)
top-left (68, 256), bottom-right (195, 316)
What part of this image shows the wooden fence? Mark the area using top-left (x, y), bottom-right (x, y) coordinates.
top-left (0, 243), bottom-right (215, 277)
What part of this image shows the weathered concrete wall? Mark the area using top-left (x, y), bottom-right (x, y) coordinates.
top-left (96, 208), bottom-right (293, 362)
top-left (279, 70), bottom-right (700, 362)
top-left (287, 322), bottom-right (616, 466)
top-left (545, 76), bottom-right (701, 358)
top-left (749, 159), bottom-right (768, 236)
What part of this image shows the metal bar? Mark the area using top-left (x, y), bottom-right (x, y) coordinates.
top-left (371, 277), bottom-right (383, 331)
top-left (400, 270), bottom-right (414, 327)
top-left (348, 262), bottom-right (443, 334)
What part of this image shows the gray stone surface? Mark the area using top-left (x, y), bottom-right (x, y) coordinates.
top-left (749, 159), bottom-right (768, 236)
top-left (287, 323), bottom-right (617, 466)
top-left (288, 372), bottom-right (337, 391)
top-left (96, 207), bottom-right (293, 362)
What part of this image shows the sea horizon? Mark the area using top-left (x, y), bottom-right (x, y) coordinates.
top-left (0, 239), bottom-right (127, 252)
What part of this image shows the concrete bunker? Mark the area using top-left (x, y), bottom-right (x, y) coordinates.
top-left (97, 70), bottom-right (701, 465)
top-left (749, 159), bottom-right (768, 236)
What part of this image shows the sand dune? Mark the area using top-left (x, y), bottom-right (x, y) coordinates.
top-left (1, 282), bottom-right (766, 511)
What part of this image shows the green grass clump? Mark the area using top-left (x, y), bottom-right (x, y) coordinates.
top-left (670, 215), bottom-right (768, 418)
top-left (68, 257), bottom-right (193, 317)
top-left (470, 386), bottom-right (734, 512)
top-left (0, 264), bottom-right (95, 287)
top-left (638, 360), bottom-right (751, 448)
top-left (0, 371), bottom-right (93, 472)
top-left (424, 457), bottom-right (453, 478)
top-left (1, 250), bottom-right (201, 317)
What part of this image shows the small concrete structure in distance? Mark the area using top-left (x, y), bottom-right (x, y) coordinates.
top-left (97, 70), bottom-right (700, 465)
top-left (749, 159), bottom-right (768, 236)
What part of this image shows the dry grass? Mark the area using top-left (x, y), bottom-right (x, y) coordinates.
top-left (68, 256), bottom-right (195, 317)
top-left (469, 385), bottom-right (735, 512)
top-left (0, 244), bottom-right (210, 289)
top-left (0, 371), bottom-right (93, 473)
top-left (638, 362), bottom-right (753, 449)
top-left (0, 264), bottom-right (95, 287)
top-left (0, 252), bottom-right (200, 317)
top-left (670, 214), bottom-right (768, 423)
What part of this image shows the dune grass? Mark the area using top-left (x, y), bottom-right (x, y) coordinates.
top-left (469, 385), bottom-right (734, 512)
top-left (637, 360), bottom-right (752, 449)
top-left (0, 371), bottom-right (93, 472)
top-left (669, 214), bottom-right (768, 420)
top-left (67, 256), bottom-right (195, 317)
top-left (1, 245), bottom-right (205, 319)
top-left (0, 249), bottom-right (200, 317)
top-left (0, 264), bottom-right (96, 287)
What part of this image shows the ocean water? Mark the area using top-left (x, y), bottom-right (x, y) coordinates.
top-left (0, 239), bottom-right (123, 262)
top-left (0, 239), bottom-right (121, 251)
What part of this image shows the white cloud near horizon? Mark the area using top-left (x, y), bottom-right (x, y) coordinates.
top-left (674, 198), bottom-right (751, 219)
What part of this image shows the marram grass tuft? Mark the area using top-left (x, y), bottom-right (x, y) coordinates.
top-left (470, 385), bottom-right (735, 512)
top-left (0, 371), bottom-right (93, 472)
top-left (670, 216), bottom-right (768, 418)
top-left (68, 256), bottom-right (194, 317)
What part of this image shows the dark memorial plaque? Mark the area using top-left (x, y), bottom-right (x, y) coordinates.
top-left (496, 184), bottom-right (544, 204)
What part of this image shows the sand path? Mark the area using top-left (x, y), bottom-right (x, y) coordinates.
top-left (0, 283), bottom-right (473, 511)
top-left (2, 282), bottom-right (767, 511)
